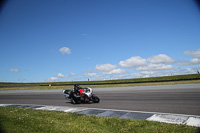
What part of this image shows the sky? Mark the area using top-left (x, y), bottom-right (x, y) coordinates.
top-left (0, 0), bottom-right (200, 82)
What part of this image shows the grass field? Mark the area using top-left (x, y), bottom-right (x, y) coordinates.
top-left (0, 79), bottom-right (200, 91)
top-left (0, 74), bottom-right (200, 90)
top-left (0, 107), bottom-right (199, 133)
top-left (1, 74), bottom-right (200, 86)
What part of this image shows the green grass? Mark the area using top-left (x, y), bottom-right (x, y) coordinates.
top-left (0, 80), bottom-right (200, 91)
top-left (1, 74), bottom-right (200, 85)
top-left (0, 74), bottom-right (200, 90)
top-left (0, 107), bottom-right (199, 133)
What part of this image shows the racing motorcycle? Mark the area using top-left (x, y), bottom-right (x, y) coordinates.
top-left (63, 85), bottom-right (100, 104)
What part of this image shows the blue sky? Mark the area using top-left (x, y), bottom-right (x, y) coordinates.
top-left (0, 0), bottom-right (200, 82)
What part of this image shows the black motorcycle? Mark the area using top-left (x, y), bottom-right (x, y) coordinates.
top-left (63, 86), bottom-right (100, 104)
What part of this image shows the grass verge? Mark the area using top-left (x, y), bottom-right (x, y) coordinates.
top-left (0, 107), bottom-right (199, 133)
top-left (0, 80), bottom-right (200, 91)
top-left (0, 74), bottom-right (200, 90)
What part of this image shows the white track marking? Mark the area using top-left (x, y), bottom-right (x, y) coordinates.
top-left (185, 117), bottom-right (200, 127)
top-left (147, 114), bottom-right (188, 124)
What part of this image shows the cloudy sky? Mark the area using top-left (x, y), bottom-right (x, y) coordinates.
top-left (0, 0), bottom-right (200, 82)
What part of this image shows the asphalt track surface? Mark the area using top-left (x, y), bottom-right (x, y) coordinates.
top-left (0, 84), bottom-right (200, 116)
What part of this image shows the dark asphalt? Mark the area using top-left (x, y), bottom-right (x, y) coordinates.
top-left (0, 84), bottom-right (200, 115)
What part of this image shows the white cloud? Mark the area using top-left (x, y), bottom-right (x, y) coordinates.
top-left (95, 64), bottom-right (117, 72)
top-left (84, 72), bottom-right (99, 77)
top-left (131, 73), bottom-right (142, 78)
top-left (172, 67), bottom-right (198, 75)
top-left (136, 63), bottom-right (175, 71)
top-left (57, 72), bottom-right (76, 78)
top-left (57, 73), bottom-right (65, 78)
top-left (147, 54), bottom-right (174, 64)
top-left (184, 49), bottom-right (200, 58)
top-left (112, 75), bottom-right (127, 80)
top-left (18, 78), bottom-right (25, 81)
top-left (59, 47), bottom-right (71, 54)
top-left (45, 77), bottom-right (58, 82)
top-left (179, 57), bottom-right (200, 66)
top-left (141, 71), bottom-right (155, 75)
top-left (178, 60), bottom-right (191, 66)
top-left (70, 72), bottom-right (76, 76)
top-left (179, 49), bottom-right (200, 66)
top-left (103, 69), bottom-right (127, 75)
top-left (119, 56), bottom-right (146, 68)
top-left (190, 58), bottom-right (200, 64)
top-left (131, 73), bottom-right (151, 78)
top-left (57, 73), bottom-right (68, 78)
top-left (182, 68), bottom-right (197, 74)
top-left (10, 68), bottom-right (19, 72)
top-left (131, 70), bottom-right (174, 78)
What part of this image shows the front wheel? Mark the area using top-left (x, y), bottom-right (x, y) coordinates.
top-left (92, 95), bottom-right (100, 103)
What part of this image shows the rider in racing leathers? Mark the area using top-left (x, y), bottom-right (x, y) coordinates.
top-left (69, 84), bottom-right (80, 99)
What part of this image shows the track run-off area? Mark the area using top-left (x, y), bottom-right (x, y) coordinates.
top-left (0, 84), bottom-right (200, 116)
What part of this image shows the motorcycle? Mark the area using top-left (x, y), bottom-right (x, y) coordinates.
top-left (63, 86), bottom-right (100, 104)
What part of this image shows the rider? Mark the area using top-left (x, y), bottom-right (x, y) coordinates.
top-left (74, 84), bottom-right (84, 95)
top-left (68, 84), bottom-right (80, 99)
top-left (74, 84), bottom-right (80, 93)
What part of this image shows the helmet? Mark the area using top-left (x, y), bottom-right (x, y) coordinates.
top-left (74, 84), bottom-right (80, 91)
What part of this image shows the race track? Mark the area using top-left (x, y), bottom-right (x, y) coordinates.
top-left (0, 84), bottom-right (200, 115)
